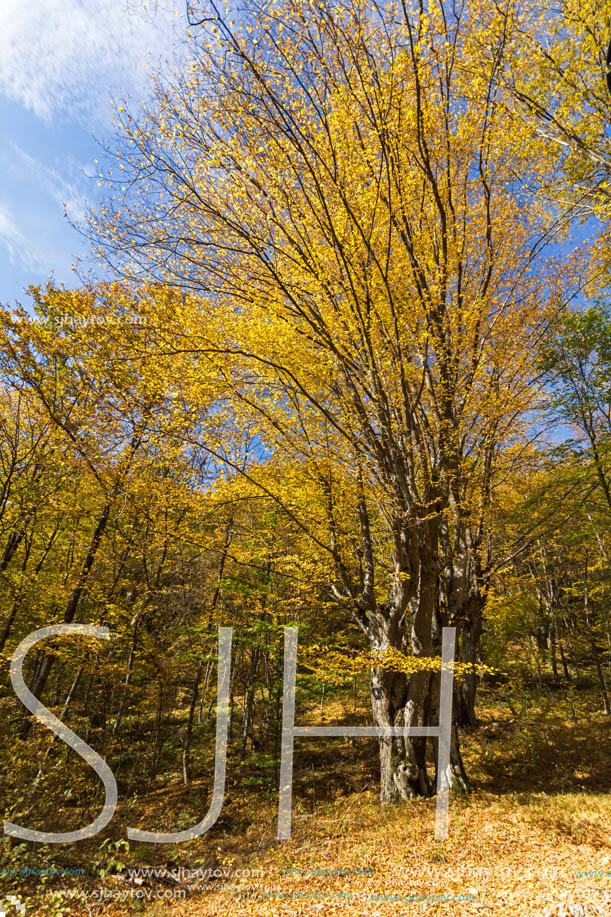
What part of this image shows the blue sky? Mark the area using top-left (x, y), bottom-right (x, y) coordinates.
top-left (0, 0), bottom-right (187, 306)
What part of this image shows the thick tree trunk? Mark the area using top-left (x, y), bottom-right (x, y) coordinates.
top-left (368, 544), bottom-right (472, 801)
top-left (401, 668), bottom-right (434, 797)
top-left (371, 650), bottom-right (470, 801)
top-left (399, 543), bottom-right (439, 798)
top-left (370, 664), bottom-right (410, 803)
top-left (366, 508), bottom-right (473, 803)
top-left (431, 666), bottom-right (470, 794)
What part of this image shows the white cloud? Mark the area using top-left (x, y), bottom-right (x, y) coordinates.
top-left (0, 0), bottom-right (183, 125)
top-left (7, 142), bottom-right (91, 224)
top-left (0, 204), bottom-right (46, 272)
top-left (0, 208), bottom-right (21, 246)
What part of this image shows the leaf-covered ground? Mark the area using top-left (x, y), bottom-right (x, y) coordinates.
top-left (4, 692), bottom-right (610, 916)
top-left (149, 747), bottom-right (611, 917)
top-left (108, 712), bottom-right (611, 915)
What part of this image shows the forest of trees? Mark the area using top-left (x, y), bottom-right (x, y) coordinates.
top-left (1, 0), bottom-right (611, 913)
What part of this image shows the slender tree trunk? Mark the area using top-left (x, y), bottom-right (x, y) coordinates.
top-left (35, 666), bottom-right (83, 783)
top-left (558, 635), bottom-right (571, 681)
top-left (0, 599), bottom-right (19, 655)
top-left (584, 550), bottom-right (611, 715)
top-left (183, 659), bottom-right (204, 786)
top-left (111, 613), bottom-right (141, 738)
top-left (182, 517), bottom-right (233, 784)
top-left (149, 680), bottom-right (165, 785)
top-left (0, 523), bottom-right (62, 654)
top-left (455, 597), bottom-right (483, 727)
top-left (449, 715), bottom-right (470, 793)
top-left (550, 618), bottom-right (559, 684)
top-left (18, 500), bottom-right (112, 738)
top-left (240, 680), bottom-right (257, 759)
top-left (0, 522), bottom-right (29, 572)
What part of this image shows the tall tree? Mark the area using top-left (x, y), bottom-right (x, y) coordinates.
top-left (88, 0), bottom-right (581, 800)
